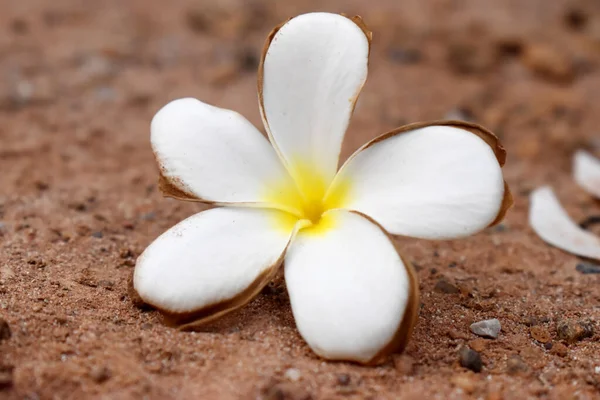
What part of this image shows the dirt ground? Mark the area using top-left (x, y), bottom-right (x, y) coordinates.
top-left (2, 0), bottom-right (600, 398)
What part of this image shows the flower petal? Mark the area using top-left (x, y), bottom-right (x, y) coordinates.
top-left (529, 186), bottom-right (600, 260)
top-left (133, 207), bottom-right (298, 325)
top-left (259, 13), bottom-right (370, 186)
top-left (152, 98), bottom-right (297, 208)
top-left (574, 150), bottom-right (600, 198)
top-left (330, 122), bottom-right (510, 240)
top-left (284, 210), bottom-right (419, 364)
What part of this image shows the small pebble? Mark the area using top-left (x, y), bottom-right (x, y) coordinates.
top-left (90, 366), bottom-right (111, 383)
top-left (470, 318), bottom-right (501, 339)
top-left (434, 278), bottom-right (460, 294)
top-left (576, 262), bottom-right (600, 274)
top-left (0, 366), bottom-right (13, 390)
top-left (444, 107), bottom-right (475, 122)
top-left (0, 319), bottom-right (11, 341)
top-left (450, 374), bottom-right (476, 394)
top-left (91, 231), bottom-right (103, 238)
top-left (336, 373), bottom-right (351, 386)
top-left (459, 347), bottom-right (482, 373)
top-left (284, 368), bottom-right (301, 382)
top-left (530, 326), bottom-right (551, 343)
top-left (468, 338), bottom-right (487, 353)
top-left (556, 320), bottom-right (594, 343)
top-left (522, 43), bottom-right (574, 83)
top-left (551, 342), bottom-right (568, 357)
top-left (506, 355), bottom-right (528, 375)
top-left (388, 47), bottom-right (422, 64)
top-left (393, 354), bottom-right (415, 375)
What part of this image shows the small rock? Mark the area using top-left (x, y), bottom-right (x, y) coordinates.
top-left (564, 7), bottom-right (588, 31)
top-left (91, 231), bottom-right (103, 238)
top-left (551, 342), bottom-right (568, 357)
top-left (468, 338), bottom-right (487, 353)
top-left (0, 319), bottom-right (11, 341)
top-left (284, 368), bottom-right (301, 382)
top-left (450, 374), bottom-right (476, 394)
top-left (444, 107), bottom-right (475, 122)
top-left (447, 329), bottom-right (470, 340)
top-left (459, 347), bottom-right (483, 373)
top-left (447, 35), bottom-right (497, 75)
top-left (393, 354), bottom-right (415, 375)
top-left (522, 43), bottom-right (574, 83)
top-left (434, 278), bottom-right (460, 294)
top-left (98, 280), bottom-right (114, 290)
top-left (556, 320), bottom-right (594, 343)
top-left (530, 326), bottom-right (552, 343)
top-left (388, 47), bottom-right (422, 64)
top-left (470, 319), bottom-right (501, 339)
top-left (90, 365), bottom-right (111, 383)
top-left (336, 374), bottom-right (351, 386)
top-left (0, 365), bottom-right (13, 390)
top-left (506, 355), bottom-right (528, 375)
top-left (576, 262), bottom-right (600, 274)
top-left (141, 212), bottom-right (156, 221)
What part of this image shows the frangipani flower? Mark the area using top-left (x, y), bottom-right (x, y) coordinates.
top-left (133, 12), bottom-right (511, 364)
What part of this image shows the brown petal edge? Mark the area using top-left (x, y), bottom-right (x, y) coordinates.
top-left (342, 120), bottom-right (513, 229)
top-left (257, 14), bottom-right (372, 153)
top-left (131, 235), bottom-right (293, 330)
top-left (348, 211), bottom-right (420, 366)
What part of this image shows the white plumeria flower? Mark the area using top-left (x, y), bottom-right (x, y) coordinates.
top-left (133, 12), bottom-right (511, 364)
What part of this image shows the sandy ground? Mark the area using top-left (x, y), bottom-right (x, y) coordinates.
top-left (2, 0), bottom-right (600, 398)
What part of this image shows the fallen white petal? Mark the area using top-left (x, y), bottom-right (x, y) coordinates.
top-left (152, 98), bottom-right (296, 206)
top-left (529, 186), bottom-right (600, 260)
top-left (260, 12), bottom-right (369, 185)
top-left (574, 150), bottom-right (600, 198)
top-left (134, 207), bottom-right (297, 319)
top-left (284, 210), bottom-right (417, 364)
top-left (330, 124), bottom-right (506, 239)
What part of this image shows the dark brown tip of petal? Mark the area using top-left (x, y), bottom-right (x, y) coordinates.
top-left (167, 261), bottom-right (281, 330)
top-left (341, 14), bottom-right (373, 44)
top-left (488, 181), bottom-right (513, 227)
top-left (365, 252), bottom-right (420, 365)
top-left (157, 173), bottom-right (201, 201)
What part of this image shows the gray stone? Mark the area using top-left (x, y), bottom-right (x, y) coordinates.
top-left (470, 318), bottom-right (501, 339)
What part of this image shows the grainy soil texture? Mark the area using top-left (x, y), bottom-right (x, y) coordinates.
top-left (2, 0), bottom-right (600, 399)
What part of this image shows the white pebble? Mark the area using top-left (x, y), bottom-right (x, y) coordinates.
top-left (284, 368), bottom-right (302, 382)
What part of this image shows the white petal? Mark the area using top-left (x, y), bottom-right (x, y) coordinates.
top-left (284, 210), bottom-right (418, 364)
top-left (574, 150), bottom-right (600, 198)
top-left (134, 207), bottom-right (297, 321)
top-left (529, 186), bottom-right (600, 260)
top-left (152, 98), bottom-right (296, 207)
top-left (260, 13), bottom-right (370, 185)
top-left (330, 123), bottom-right (508, 240)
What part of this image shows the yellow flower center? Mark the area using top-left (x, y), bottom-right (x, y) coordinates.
top-left (265, 160), bottom-right (350, 234)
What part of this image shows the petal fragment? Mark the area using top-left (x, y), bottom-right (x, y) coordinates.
top-left (134, 207), bottom-right (297, 323)
top-left (152, 98), bottom-right (295, 206)
top-left (284, 210), bottom-right (418, 364)
top-left (331, 123), bottom-right (508, 240)
top-left (574, 150), bottom-right (600, 198)
top-left (529, 186), bottom-right (600, 260)
top-left (259, 13), bottom-right (370, 186)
